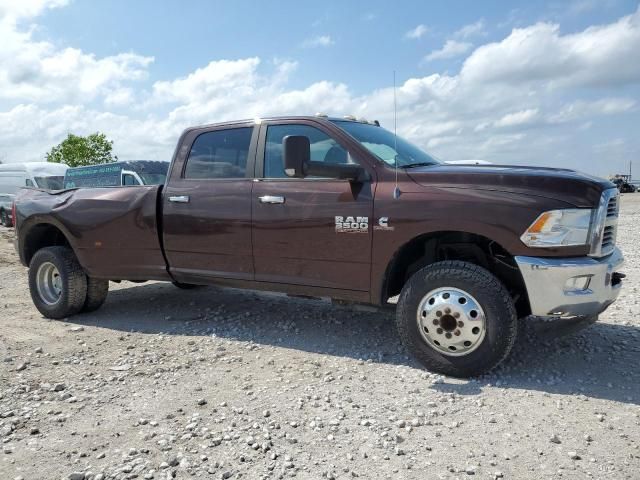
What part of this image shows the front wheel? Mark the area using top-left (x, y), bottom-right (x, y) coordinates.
top-left (28, 247), bottom-right (87, 319)
top-left (396, 260), bottom-right (517, 377)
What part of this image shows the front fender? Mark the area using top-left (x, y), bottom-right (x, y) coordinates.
top-left (370, 184), bottom-right (589, 304)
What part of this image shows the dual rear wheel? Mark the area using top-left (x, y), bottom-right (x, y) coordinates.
top-left (29, 247), bottom-right (109, 319)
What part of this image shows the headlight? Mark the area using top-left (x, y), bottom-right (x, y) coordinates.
top-left (520, 209), bottom-right (593, 248)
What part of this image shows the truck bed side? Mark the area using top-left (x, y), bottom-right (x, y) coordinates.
top-left (16, 185), bottom-right (169, 281)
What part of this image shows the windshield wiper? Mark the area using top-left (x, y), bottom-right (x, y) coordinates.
top-left (399, 162), bottom-right (435, 169)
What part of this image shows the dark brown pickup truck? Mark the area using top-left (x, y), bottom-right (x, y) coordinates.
top-left (14, 116), bottom-right (625, 376)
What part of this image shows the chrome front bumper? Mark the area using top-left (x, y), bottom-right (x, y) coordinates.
top-left (515, 247), bottom-right (624, 318)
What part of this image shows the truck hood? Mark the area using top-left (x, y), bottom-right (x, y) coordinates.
top-left (405, 164), bottom-right (614, 207)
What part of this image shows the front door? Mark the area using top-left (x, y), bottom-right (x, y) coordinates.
top-left (162, 124), bottom-right (257, 283)
top-left (252, 121), bottom-right (374, 292)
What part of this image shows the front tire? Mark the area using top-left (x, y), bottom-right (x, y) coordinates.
top-left (396, 260), bottom-right (517, 377)
top-left (28, 247), bottom-right (87, 319)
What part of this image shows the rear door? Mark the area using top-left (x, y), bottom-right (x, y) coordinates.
top-left (162, 124), bottom-right (258, 282)
top-left (251, 120), bottom-right (375, 292)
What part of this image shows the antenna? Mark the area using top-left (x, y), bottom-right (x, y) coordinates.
top-left (393, 71), bottom-right (401, 199)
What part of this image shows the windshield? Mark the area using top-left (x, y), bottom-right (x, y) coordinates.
top-left (34, 176), bottom-right (65, 190)
top-left (138, 173), bottom-right (167, 185)
top-left (332, 120), bottom-right (439, 168)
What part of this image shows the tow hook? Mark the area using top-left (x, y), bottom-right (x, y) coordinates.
top-left (612, 272), bottom-right (625, 287)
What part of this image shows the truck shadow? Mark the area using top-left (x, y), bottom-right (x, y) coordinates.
top-left (71, 281), bottom-right (640, 406)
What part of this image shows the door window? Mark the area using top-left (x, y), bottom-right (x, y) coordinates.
top-left (123, 174), bottom-right (138, 185)
top-left (184, 127), bottom-right (253, 179)
top-left (264, 124), bottom-right (352, 178)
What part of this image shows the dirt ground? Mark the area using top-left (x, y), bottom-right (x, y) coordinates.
top-left (1, 196), bottom-right (639, 480)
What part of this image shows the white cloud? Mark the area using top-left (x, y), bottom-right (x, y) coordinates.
top-left (549, 98), bottom-right (636, 123)
top-left (0, 103), bottom-right (176, 162)
top-left (302, 35), bottom-right (334, 48)
top-left (405, 24), bottom-right (428, 39)
top-left (152, 58), bottom-right (262, 105)
top-left (424, 40), bottom-right (473, 61)
top-left (454, 19), bottom-right (486, 39)
top-left (0, 2), bottom-right (153, 104)
top-left (1, 3), bottom-right (639, 177)
top-left (461, 7), bottom-right (640, 88)
top-left (494, 108), bottom-right (540, 127)
top-left (104, 87), bottom-right (135, 108)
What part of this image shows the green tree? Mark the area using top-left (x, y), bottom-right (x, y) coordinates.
top-left (46, 132), bottom-right (115, 167)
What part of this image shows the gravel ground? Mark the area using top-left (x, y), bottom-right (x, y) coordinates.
top-left (1, 196), bottom-right (639, 480)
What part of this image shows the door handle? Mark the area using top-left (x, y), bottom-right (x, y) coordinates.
top-left (169, 195), bottom-right (190, 203)
top-left (258, 195), bottom-right (285, 204)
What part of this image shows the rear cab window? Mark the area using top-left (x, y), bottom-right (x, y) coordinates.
top-left (184, 127), bottom-right (254, 179)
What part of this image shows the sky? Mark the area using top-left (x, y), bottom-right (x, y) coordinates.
top-left (0, 0), bottom-right (639, 177)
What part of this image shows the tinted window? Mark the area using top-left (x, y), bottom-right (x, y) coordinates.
top-left (34, 176), bottom-right (64, 189)
top-left (64, 164), bottom-right (123, 188)
top-left (123, 174), bottom-right (138, 185)
top-left (184, 128), bottom-right (253, 179)
top-left (138, 173), bottom-right (166, 185)
top-left (332, 120), bottom-right (439, 168)
top-left (264, 124), bottom-right (352, 178)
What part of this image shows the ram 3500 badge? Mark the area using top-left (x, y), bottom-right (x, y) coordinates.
top-left (335, 216), bottom-right (369, 233)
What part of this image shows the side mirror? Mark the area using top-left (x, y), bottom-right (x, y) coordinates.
top-left (283, 135), bottom-right (310, 178)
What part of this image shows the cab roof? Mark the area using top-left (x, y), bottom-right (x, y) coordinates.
top-left (182, 115), bottom-right (380, 134)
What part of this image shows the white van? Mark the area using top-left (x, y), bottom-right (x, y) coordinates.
top-left (0, 162), bottom-right (68, 226)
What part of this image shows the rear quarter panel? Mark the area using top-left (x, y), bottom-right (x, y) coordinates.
top-left (17, 186), bottom-right (168, 281)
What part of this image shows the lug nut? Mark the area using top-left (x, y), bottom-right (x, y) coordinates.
top-left (457, 321), bottom-right (464, 328)
top-left (432, 319), bottom-right (439, 325)
top-left (445, 332), bottom-right (452, 339)
top-left (444, 307), bottom-right (451, 314)
top-left (437, 328), bottom-right (443, 335)
top-left (436, 311), bottom-right (442, 317)
top-left (453, 312), bottom-right (460, 319)
top-left (454, 329), bottom-right (461, 336)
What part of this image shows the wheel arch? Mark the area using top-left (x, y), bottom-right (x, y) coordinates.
top-left (20, 220), bottom-right (76, 267)
top-left (379, 230), bottom-right (531, 318)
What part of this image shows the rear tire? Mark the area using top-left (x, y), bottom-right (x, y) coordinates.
top-left (28, 247), bottom-right (87, 319)
top-left (82, 277), bottom-right (109, 313)
top-left (396, 260), bottom-right (517, 377)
